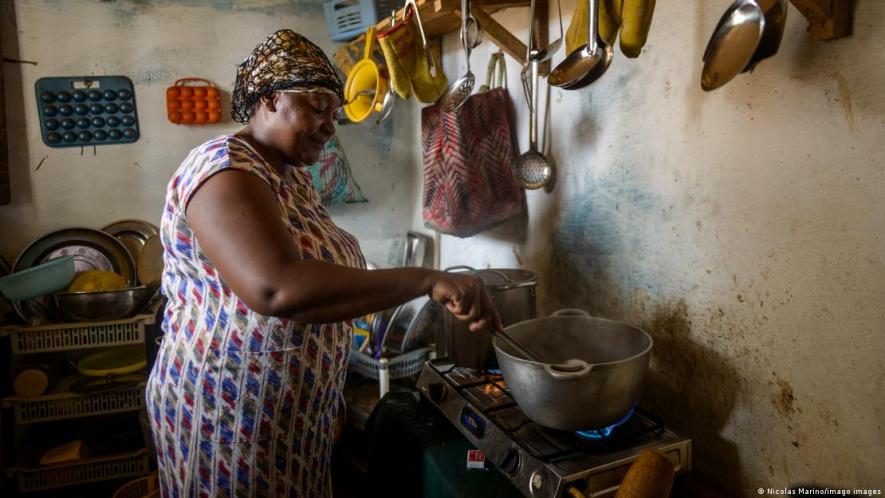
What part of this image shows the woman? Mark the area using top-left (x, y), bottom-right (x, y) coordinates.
top-left (146, 30), bottom-right (499, 498)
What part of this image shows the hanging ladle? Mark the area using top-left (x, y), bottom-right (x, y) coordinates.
top-left (548, 0), bottom-right (613, 89)
top-left (442, 0), bottom-right (480, 112)
top-left (529, 0), bottom-right (564, 63)
top-left (741, 0), bottom-right (787, 73)
top-left (700, 0), bottom-right (764, 91)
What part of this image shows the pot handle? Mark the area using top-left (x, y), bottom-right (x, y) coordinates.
top-left (544, 359), bottom-right (594, 379)
top-left (550, 308), bottom-right (591, 317)
top-left (443, 265), bottom-right (476, 272)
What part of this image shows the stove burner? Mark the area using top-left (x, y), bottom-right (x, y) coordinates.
top-left (418, 360), bottom-right (692, 498)
top-left (574, 407), bottom-right (636, 440)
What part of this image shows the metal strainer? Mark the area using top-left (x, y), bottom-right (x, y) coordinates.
top-left (442, 0), bottom-right (480, 112)
top-left (515, 0), bottom-right (552, 190)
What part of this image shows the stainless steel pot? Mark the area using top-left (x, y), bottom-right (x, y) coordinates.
top-left (443, 266), bottom-right (537, 369)
top-left (493, 309), bottom-right (653, 431)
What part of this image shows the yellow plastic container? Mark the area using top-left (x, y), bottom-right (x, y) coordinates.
top-left (344, 27), bottom-right (389, 123)
top-left (68, 270), bottom-right (127, 293)
top-left (77, 345), bottom-right (146, 377)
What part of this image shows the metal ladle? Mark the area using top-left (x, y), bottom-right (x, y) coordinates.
top-left (548, 0), bottom-right (613, 89)
top-left (742, 0), bottom-right (786, 73)
top-left (442, 0), bottom-right (480, 112)
top-left (492, 327), bottom-right (541, 362)
top-left (529, 0), bottom-right (564, 63)
top-left (701, 0), bottom-right (765, 91)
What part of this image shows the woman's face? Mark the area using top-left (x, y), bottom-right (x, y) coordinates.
top-left (264, 91), bottom-right (339, 166)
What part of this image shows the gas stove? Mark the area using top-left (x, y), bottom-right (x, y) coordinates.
top-left (417, 359), bottom-right (691, 498)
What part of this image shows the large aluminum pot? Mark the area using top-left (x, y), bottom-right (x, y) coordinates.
top-left (493, 310), bottom-right (653, 431)
top-left (443, 266), bottom-right (537, 369)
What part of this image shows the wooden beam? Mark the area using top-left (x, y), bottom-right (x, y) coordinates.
top-left (471, 7), bottom-right (527, 63)
top-left (0, 22), bottom-right (10, 205)
top-left (788, 0), bottom-right (852, 40)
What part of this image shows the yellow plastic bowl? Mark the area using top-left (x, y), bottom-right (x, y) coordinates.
top-left (77, 345), bottom-right (146, 377)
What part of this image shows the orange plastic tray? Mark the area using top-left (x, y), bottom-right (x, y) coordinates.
top-left (166, 78), bottom-right (221, 125)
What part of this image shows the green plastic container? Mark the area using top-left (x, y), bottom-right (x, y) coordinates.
top-left (0, 256), bottom-right (76, 301)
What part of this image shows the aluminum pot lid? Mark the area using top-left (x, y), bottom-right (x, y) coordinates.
top-left (445, 265), bottom-right (537, 290)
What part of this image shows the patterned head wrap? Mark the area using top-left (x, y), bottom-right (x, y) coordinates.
top-left (232, 29), bottom-right (344, 124)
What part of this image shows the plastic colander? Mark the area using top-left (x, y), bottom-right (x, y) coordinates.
top-left (0, 256), bottom-right (76, 301)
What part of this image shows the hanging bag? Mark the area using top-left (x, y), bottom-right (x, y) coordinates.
top-left (421, 52), bottom-right (525, 238)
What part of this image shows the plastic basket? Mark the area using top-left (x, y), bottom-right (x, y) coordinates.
top-left (113, 472), bottom-right (160, 498)
top-left (323, 0), bottom-right (401, 41)
top-left (3, 383), bottom-right (146, 424)
top-left (0, 256), bottom-right (75, 301)
top-left (0, 310), bottom-right (154, 354)
top-left (12, 448), bottom-right (150, 492)
top-left (348, 346), bottom-right (432, 380)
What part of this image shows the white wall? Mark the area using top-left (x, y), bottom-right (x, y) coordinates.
top-left (0, 0), bottom-right (416, 268)
top-left (419, 0), bottom-right (885, 493)
top-left (2, 0), bottom-right (883, 493)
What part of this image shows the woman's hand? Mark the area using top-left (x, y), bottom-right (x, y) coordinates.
top-left (428, 272), bottom-right (502, 333)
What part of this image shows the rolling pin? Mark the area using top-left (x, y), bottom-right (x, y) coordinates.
top-left (614, 448), bottom-right (676, 498)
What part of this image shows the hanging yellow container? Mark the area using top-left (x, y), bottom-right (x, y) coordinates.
top-left (344, 27), bottom-right (389, 123)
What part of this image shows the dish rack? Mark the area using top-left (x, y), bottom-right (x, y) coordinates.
top-left (323, 0), bottom-right (401, 41)
top-left (348, 346), bottom-right (434, 397)
top-left (9, 448), bottom-right (150, 493)
top-left (0, 308), bottom-right (157, 492)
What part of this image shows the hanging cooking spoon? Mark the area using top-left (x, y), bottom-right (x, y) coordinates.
top-left (442, 0), bottom-right (478, 112)
top-left (742, 0), bottom-right (786, 73)
top-left (548, 0), bottom-right (613, 89)
top-left (529, 0), bottom-right (564, 63)
top-left (701, 0), bottom-right (765, 91)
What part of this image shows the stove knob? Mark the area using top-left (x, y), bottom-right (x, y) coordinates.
top-left (529, 471), bottom-right (544, 495)
top-left (499, 448), bottom-right (520, 476)
top-left (427, 382), bottom-right (446, 403)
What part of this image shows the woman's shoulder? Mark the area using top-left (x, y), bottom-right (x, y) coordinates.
top-left (167, 134), bottom-right (279, 208)
top-left (177, 134), bottom-right (272, 177)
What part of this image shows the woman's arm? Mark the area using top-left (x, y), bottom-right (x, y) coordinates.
top-left (186, 169), bottom-right (499, 331)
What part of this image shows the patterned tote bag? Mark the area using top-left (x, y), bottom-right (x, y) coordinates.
top-left (304, 135), bottom-right (368, 205)
top-left (421, 52), bottom-right (525, 238)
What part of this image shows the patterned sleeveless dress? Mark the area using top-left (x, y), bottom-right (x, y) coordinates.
top-left (146, 134), bottom-right (365, 498)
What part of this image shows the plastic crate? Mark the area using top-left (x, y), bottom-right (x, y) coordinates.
top-left (0, 311), bottom-right (154, 354)
top-left (11, 448), bottom-right (150, 492)
top-left (3, 383), bottom-right (146, 424)
top-left (349, 347), bottom-right (432, 397)
top-left (323, 0), bottom-right (401, 42)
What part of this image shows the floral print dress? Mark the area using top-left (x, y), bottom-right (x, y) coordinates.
top-left (146, 134), bottom-right (365, 498)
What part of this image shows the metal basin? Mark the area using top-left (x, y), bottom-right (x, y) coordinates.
top-left (493, 311), bottom-right (652, 431)
top-left (53, 286), bottom-right (157, 323)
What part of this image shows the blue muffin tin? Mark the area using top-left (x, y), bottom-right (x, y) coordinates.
top-left (35, 76), bottom-right (140, 148)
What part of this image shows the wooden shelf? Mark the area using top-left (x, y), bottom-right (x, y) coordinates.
top-left (789, 0), bottom-right (852, 40)
top-left (333, 0), bottom-right (547, 76)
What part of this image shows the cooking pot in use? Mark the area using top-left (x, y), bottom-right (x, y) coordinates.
top-left (443, 266), bottom-right (537, 370)
top-left (493, 309), bottom-right (653, 431)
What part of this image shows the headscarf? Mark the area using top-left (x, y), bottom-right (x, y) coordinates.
top-left (232, 29), bottom-right (344, 124)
